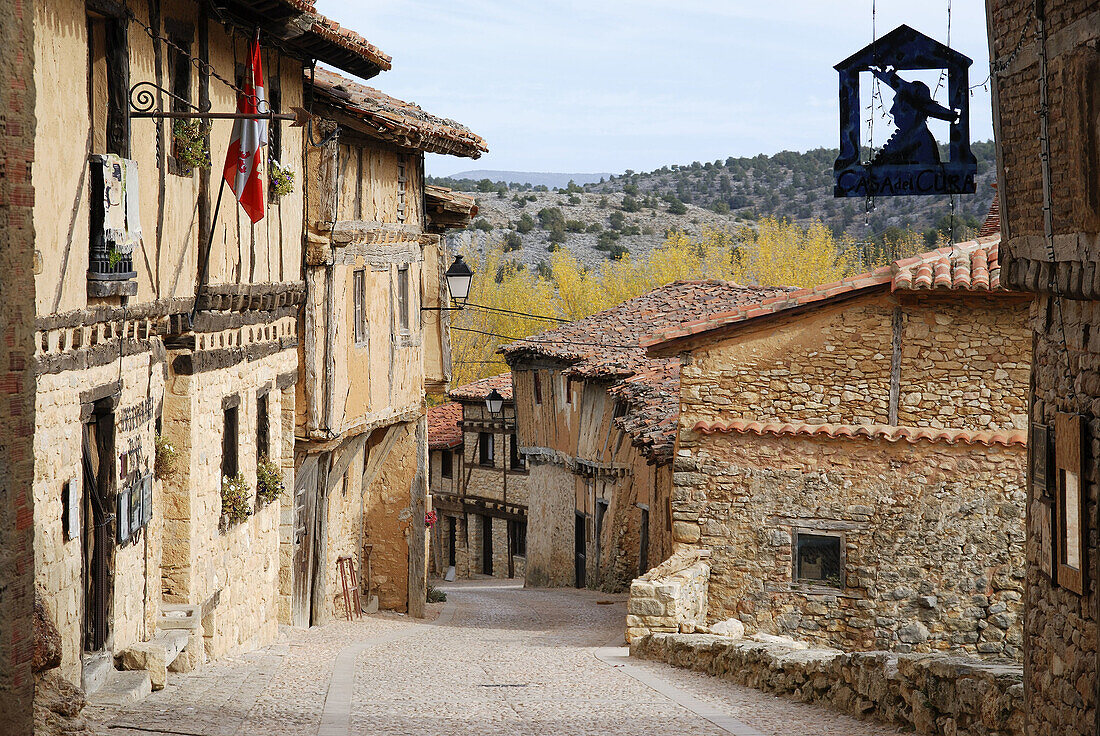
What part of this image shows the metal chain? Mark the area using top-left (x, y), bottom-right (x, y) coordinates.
top-left (126, 10), bottom-right (264, 109)
top-left (972, 6), bottom-right (1034, 90)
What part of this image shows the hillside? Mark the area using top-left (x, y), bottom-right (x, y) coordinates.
top-left (434, 143), bottom-right (998, 272)
top-left (440, 170), bottom-right (613, 189)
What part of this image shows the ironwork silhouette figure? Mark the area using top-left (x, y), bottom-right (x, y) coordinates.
top-left (870, 66), bottom-right (958, 166)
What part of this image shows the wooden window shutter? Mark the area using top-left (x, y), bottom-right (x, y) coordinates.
top-left (1055, 412), bottom-right (1086, 594)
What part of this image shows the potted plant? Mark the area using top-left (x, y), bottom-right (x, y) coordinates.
top-left (220, 472), bottom-right (252, 530)
top-left (269, 159), bottom-right (295, 198)
top-left (256, 457), bottom-right (285, 507)
top-left (154, 435), bottom-right (180, 480)
top-left (172, 119), bottom-right (211, 172)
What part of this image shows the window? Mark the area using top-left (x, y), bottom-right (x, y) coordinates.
top-left (397, 266), bottom-right (410, 332)
top-left (478, 431), bottom-right (494, 467)
top-left (565, 376), bottom-right (573, 404)
top-left (510, 520), bottom-right (527, 557)
top-left (613, 401), bottom-right (627, 419)
top-left (222, 402), bottom-right (239, 479)
top-left (440, 449), bottom-right (453, 479)
top-left (509, 433), bottom-right (525, 470)
top-left (794, 532), bottom-right (843, 588)
top-left (165, 20), bottom-right (194, 175)
top-left (87, 10), bottom-right (130, 158)
top-left (256, 392), bottom-right (269, 461)
top-left (353, 269), bottom-right (367, 346)
top-left (595, 499), bottom-right (609, 543)
top-left (397, 154), bottom-right (408, 222)
top-left (533, 372), bottom-right (542, 405)
top-left (639, 507), bottom-right (650, 575)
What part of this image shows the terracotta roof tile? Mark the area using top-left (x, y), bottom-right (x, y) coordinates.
top-left (307, 18), bottom-right (392, 73)
top-left (427, 402), bottom-right (462, 450)
top-left (979, 184), bottom-right (1001, 237)
top-left (502, 280), bottom-right (791, 463)
top-left (312, 68), bottom-right (486, 158)
top-left (693, 419), bottom-right (1026, 448)
top-left (645, 236), bottom-right (1005, 351)
top-left (449, 373), bottom-right (513, 402)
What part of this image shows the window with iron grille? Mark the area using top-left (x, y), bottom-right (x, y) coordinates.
top-left (794, 532), bottom-right (843, 588)
top-left (353, 269), bottom-right (367, 346)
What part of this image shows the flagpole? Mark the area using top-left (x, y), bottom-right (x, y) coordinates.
top-left (191, 177), bottom-right (227, 326)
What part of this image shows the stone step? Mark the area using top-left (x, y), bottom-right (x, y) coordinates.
top-left (87, 669), bottom-right (152, 707)
top-left (81, 652), bottom-right (113, 696)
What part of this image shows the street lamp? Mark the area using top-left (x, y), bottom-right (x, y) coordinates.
top-left (422, 255), bottom-right (474, 312)
top-left (484, 388), bottom-right (504, 415)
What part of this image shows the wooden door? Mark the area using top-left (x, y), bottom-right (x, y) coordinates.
top-left (482, 515), bottom-right (493, 575)
top-left (574, 513), bottom-right (586, 589)
top-left (292, 455), bottom-right (319, 627)
top-left (82, 420), bottom-right (112, 653)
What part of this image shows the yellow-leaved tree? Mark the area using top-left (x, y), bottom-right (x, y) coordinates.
top-left (448, 218), bottom-right (864, 385)
top-left (731, 218), bottom-right (858, 288)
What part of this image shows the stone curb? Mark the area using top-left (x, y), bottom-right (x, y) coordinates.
top-left (318, 601), bottom-right (457, 736)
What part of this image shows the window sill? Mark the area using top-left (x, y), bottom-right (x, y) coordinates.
top-left (765, 581), bottom-right (854, 598)
top-left (88, 278), bottom-right (138, 298)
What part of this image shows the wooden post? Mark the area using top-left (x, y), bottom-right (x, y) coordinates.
top-left (504, 409), bottom-right (512, 579)
top-left (407, 417), bottom-right (428, 618)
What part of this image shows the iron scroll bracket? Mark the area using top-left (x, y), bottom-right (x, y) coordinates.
top-left (128, 81), bottom-right (309, 125)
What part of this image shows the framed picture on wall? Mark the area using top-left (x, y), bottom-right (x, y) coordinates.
top-left (1055, 413), bottom-right (1086, 595)
top-left (1030, 422), bottom-right (1050, 492)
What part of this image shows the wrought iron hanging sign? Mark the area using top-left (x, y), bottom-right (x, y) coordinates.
top-left (833, 24), bottom-right (977, 198)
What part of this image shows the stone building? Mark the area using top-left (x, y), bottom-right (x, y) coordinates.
top-left (640, 237), bottom-right (1031, 656)
top-left (292, 67), bottom-right (484, 622)
top-left (428, 375), bottom-right (529, 579)
top-left (502, 281), bottom-right (787, 592)
top-left (0, 0), bottom-right (39, 728)
top-left (986, 0), bottom-right (1100, 731)
top-left (26, 0), bottom-right (391, 696)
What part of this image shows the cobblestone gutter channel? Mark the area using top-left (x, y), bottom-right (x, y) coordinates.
top-left (630, 632), bottom-right (1024, 736)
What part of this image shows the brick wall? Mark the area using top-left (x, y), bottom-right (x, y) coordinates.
top-left (0, 0), bottom-right (37, 727)
top-left (988, 0), bottom-right (1100, 732)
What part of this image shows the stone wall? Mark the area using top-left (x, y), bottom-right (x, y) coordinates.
top-left (674, 430), bottom-right (1025, 657)
top-left (987, 1), bottom-right (1100, 733)
top-left (631, 632), bottom-right (1024, 736)
top-left (683, 295), bottom-right (1029, 432)
top-left (524, 461), bottom-right (577, 588)
top-left (626, 548), bottom-right (710, 643)
top-left (362, 423), bottom-right (419, 612)
top-left (0, 0), bottom-right (37, 724)
top-left (162, 344), bottom-right (294, 660)
top-left (33, 345), bottom-right (164, 683)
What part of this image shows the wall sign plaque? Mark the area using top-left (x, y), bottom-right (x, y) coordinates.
top-left (833, 24), bottom-right (977, 198)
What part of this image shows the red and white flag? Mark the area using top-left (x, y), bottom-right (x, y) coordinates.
top-left (223, 32), bottom-right (268, 223)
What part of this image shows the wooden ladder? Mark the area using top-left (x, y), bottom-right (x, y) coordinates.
top-left (337, 556), bottom-right (362, 621)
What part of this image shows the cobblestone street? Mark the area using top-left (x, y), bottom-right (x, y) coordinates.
top-left (89, 580), bottom-right (903, 736)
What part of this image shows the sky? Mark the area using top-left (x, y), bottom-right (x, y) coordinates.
top-left (313, 1), bottom-right (994, 178)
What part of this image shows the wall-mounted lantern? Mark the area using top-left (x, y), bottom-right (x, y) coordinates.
top-left (424, 254), bottom-right (475, 312)
top-left (484, 388), bottom-right (505, 416)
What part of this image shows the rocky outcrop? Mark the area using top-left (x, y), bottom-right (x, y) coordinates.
top-left (33, 593), bottom-right (62, 673)
top-left (632, 632), bottom-right (1023, 736)
top-left (33, 673), bottom-right (97, 736)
